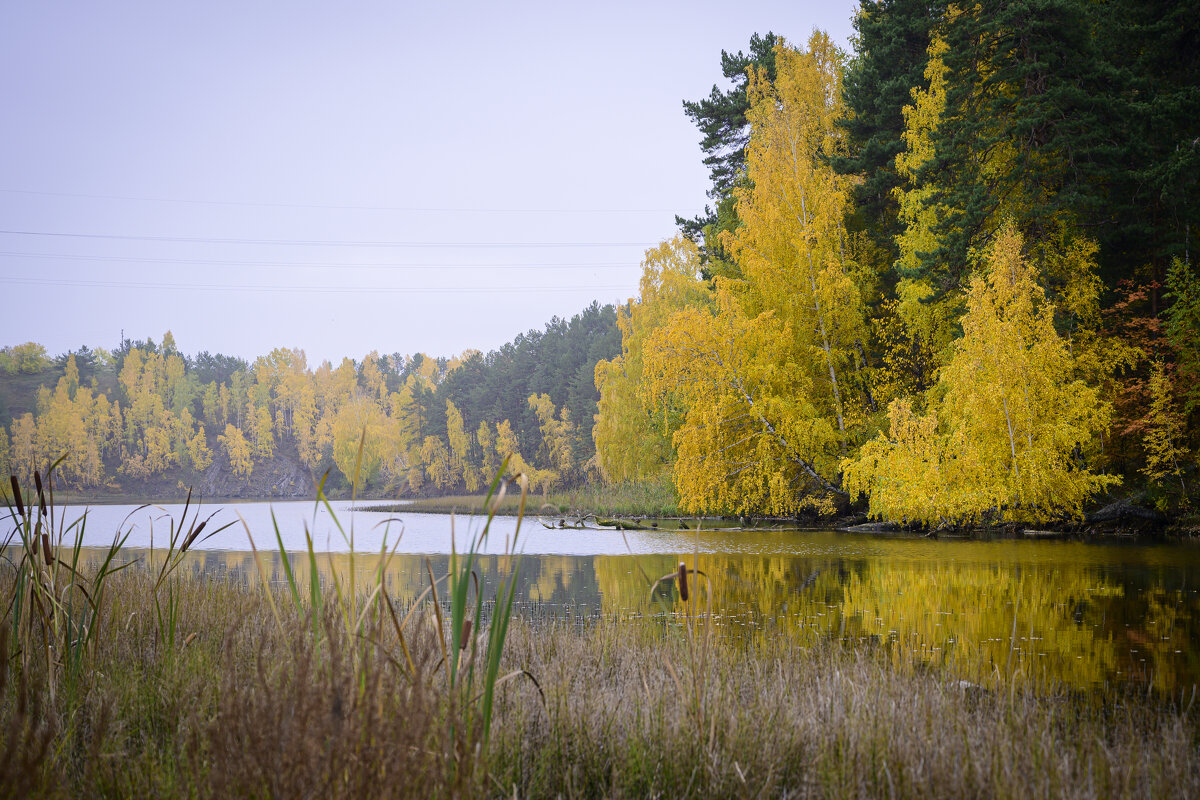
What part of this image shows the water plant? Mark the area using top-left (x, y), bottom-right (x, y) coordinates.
top-left (2, 460), bottom-right (130, 701)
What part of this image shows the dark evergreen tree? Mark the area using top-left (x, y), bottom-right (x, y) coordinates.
top-left (1092, 0), bottom-right (1200, 282)
top-left (898, 0), bottom-right (1122, 295)
top-left (676, 32), bottom-right (779, 267)
top-left (835, 0), bottom-right (948, 263)
top-left (436, 302), bottom-right (619, 464)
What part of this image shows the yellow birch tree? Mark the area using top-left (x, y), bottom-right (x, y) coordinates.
top-left (844, 224), bottom-right (1119, 524)
top-left (592, 236), bottom-right (709, 483)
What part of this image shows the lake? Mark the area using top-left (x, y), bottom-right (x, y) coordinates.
top-left (36, 499), bottom-right (1200, 694)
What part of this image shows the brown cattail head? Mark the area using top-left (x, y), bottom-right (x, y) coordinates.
top-left (182, 520), bottom-right (207, 552)
top-left (33, 470), bottom-right (46, 516)
top-left (678, 562), bottom-right (689, 603)
top-left (41, 532), bottom-right (52, 566)
top-left (9, 476), bottom-right (24, 518)
top-left (459, 618), bottom-right (473, 650)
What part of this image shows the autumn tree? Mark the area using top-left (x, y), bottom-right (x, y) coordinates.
top-left (645, 34), bottom-right (873, 515)
top-left (1141, 360), bottom-right (1190, 504)
top-left (421, 435), bottom-right (455, 490)
top-left (330, 396), bottom-right (389, 488)
top-left (0, 426), bottom-right (9, 480)
top-left (844, 225), bottom-right (1119, 524)
top-left (476, 421), bottom-right (498, 488)
top-left (445, 399), bottom-right (479, 491)
top-left (0, 342), bottom-right (51, 374)
top-left (593, 236), bottom-right (709, 483)
top-left (218, 424), bottom-right (253, 478)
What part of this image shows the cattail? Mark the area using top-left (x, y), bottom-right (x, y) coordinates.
top-left (33, 470), bottom-right (46, 516)
top-left (459, 619), bottom-right (473, 650)
top-left (41, 532), bottom-right (52, 566)
top-left (678, 562), bottom-right (689, 602)
top-left (182, 520), bottom-right (207, 552)
top-left (9, 476), bottom-right (24, 518)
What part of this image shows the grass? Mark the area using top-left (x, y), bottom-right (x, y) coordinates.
top-left (4, 461), bottom-right (1200, 797)
top-left (2, 566), bottom-right (1198, 798)
top-left (368, 474), bottom-right (680, 519)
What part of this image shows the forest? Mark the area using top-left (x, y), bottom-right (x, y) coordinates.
top-left (0, 302), bottom-right (620, 497)
top-left (595, 0), bottom-right (1199, 524)
top-left (3, 0), bottom-right (1198, 525)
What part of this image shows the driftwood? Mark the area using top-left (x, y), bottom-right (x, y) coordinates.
top-left (1022, 529), bottom-right (1067, 539)
top-left (840, 521), bottom-right (904, 534)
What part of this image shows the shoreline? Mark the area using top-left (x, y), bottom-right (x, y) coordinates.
top-left (38, 491), bottom-right (1199, 539)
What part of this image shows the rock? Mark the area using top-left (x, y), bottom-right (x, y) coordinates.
top-left (1087, 499), bottom-right (1167, 526)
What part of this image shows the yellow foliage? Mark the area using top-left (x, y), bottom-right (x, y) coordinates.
top-left (494, 420), bottom-right (530, 478)
top-left (1142, 361), bottom-right (1190, 500)
top-left (640, 34), bottom-right (870, 515)
top-left (528, 392), bottom-right (575, 488)
top-left (592, 235), bottom-right (708, 483)
top-left (9, 414), bottom-right (37, 482)
top-left (188, 430), bottom-right (213, 472)
top-left (643, 288), bottom-right (837, 516)
top-left (249, 404), bottom-right (275, 460)
top-left (844, 225), bottom-right (1119, 524)
top-left (476, 421), bottom-right (498, 488)
top-left (0, 424), bottom-right (9, 479)
top-left (218, 424), bottom-right (253, 478)
top-left (445, 400), bottom-right (478, 492)
top-left (330, 396), bottom-right (389, 486)
top-left (421, 435), bottom-right (455, 490)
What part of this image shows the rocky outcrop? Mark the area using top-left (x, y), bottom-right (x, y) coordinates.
top-left (197, 447), bottom-right (314, 499)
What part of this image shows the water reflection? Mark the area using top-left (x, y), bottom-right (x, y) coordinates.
top-left (73, 544), bottom-right (1200, 693)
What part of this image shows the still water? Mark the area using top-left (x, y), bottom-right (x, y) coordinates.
top-left (48, 499), bottom-right (1200, 693)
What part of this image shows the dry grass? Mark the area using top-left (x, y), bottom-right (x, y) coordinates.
top-left (494, 621), bottom-right (1200, 798)
top-left (369, 475), bottom-right (680, 519)
top-left (2, 564), bottom-right (1198, 799)
top-left (0, 568), bottom-right (470, 799)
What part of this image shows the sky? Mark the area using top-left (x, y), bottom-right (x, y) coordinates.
top-left (0, 0), bottom-right (857, 365)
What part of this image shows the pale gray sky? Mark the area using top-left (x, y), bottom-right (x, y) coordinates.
top-left (0, 0), bottom-right (856, 364)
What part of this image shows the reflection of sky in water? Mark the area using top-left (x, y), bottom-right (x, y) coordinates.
top-left (51, 533), bottom-right (1200, 694)
top-left (50, 501), bottom-right (1200, 566)
top-left (28, 501), bottom-right (1200, 693)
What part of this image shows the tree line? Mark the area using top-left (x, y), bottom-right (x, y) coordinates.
top-left (594, 1), bottom-right (1199, 523)
top-left (0, 302), bottom-right (619, 495)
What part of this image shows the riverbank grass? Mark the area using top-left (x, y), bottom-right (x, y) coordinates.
top-left (367, 475), bottom-right (679, 518)
top-left (3, 559), bottom-right (1198, 797)
top-left (5, 466), bottom-right (1199, 797)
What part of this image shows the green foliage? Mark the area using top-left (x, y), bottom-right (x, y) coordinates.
top-left (835, 0), bottom-right (949, 255)
top-left (0, 342), bottom-right (51, 375)
top-left (677, 32), bottom-right (780, 249)
top-left (1165, 259), bottom-right (1200, 416)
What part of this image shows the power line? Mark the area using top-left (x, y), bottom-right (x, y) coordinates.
top-left (0, 250), bottom-right (638, 271)
top-left (0, 187), bottom-right (697, 215)
top-left (0, 275), bottom-right (634, 295)
top-left (0, 228), bottom-right (655, 248)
